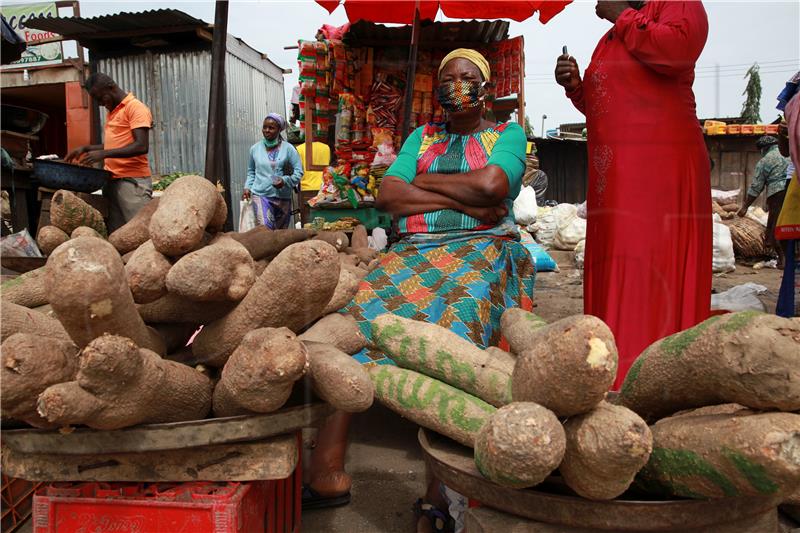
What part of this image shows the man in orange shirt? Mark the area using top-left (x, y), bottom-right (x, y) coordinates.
top-left (66, 73), bottom-right (153, 231)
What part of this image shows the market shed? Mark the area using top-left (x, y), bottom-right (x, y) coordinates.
top-left (27, 9), bottom-right (288, 224)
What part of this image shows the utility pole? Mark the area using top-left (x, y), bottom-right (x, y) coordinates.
top-left (541, 114), bottom-right (547, 138)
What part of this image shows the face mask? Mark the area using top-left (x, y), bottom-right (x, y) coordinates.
top-left (437, 80), bottom-right (483, 113)
top-left (263, 136), bottom-right (280, 148)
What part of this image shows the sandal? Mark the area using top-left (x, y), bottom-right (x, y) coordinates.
top-left (301, 484), bottom-right (351, 510)
top-left (413, 498), bottom-right (455, 533)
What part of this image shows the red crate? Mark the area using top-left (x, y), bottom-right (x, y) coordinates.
top-left (2, 475), bottom-right (43, 532)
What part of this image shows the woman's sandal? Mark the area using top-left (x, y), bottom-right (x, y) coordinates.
top-left (301, 484), bottom-right (351, 510)
top-left (413, 498), bottom-right (455, 533)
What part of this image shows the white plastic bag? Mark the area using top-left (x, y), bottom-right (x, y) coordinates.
top-left (576, 201), bottom-right (587, 219)
top-left (712, 221), bottom-right (736, 273)
top-left (711, 283), bottom-right (767, 312)
top-left (368, 227), bottom-right (388, 250)
top-left (0, 229), bottom-right (42, 258)
top-left (533, 206), bottom-right (557, 248)
top-left (746, 206), bottom-right (768, 227)
top-left (553, 204), bottom-right (586, 251)
top-left (574, 239), bottom-right (586, 270)
top-left (238, 199), bottom-right (256, 232)
top-left (513, 186), bottom-right (538, 226)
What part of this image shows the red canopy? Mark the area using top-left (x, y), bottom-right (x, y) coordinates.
top-left (315, 0), bottom-right (571, 24)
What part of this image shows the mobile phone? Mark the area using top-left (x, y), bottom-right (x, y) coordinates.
top-left (562, 45), bottom-right (569, 56)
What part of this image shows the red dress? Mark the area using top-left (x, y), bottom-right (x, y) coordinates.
top-left (566, 1), bottom-right (712, 389)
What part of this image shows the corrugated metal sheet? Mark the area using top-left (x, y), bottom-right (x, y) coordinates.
top-left (26, 9), bottom-right (207, 37)
top-left (344, 19), bottom-right (509, 47)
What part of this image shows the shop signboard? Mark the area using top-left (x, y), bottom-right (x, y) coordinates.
top-left (1, 2), bottom-right (62, 70)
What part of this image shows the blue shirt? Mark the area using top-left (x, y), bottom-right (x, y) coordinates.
top-left (246, 140), bottom-right (304, 199)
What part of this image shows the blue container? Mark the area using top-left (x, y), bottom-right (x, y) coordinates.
top-left (33, 159), bottom-right (111, 193)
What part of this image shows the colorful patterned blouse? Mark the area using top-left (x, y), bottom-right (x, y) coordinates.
top-left (385, 121), bottom-right (526, 234)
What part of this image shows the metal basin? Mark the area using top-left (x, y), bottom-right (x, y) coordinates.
top-left (33, 159), bottom-right (111, 193)
top-left (1, 104), bottom-right (48, 135)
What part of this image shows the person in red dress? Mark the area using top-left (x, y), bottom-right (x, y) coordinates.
top-left (555, 0), bottom-right (712, 389)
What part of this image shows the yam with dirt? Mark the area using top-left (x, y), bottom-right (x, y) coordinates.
top-left (322, 267), bottom-right (360, 314)
top-left (370, 314), bottom-right (513, 407)
top-left (344, 247), bottom-right (379, 264)
top-left (370, 365), bottom-right (496, 447)
top-left (49, 190), bottom-right (107, 237)
top-left (36, 226), bottom-right (69, 255)
top-left (512, 315), bottom-right (617, 417)
top-left (1, 267), bottom-right (48, 307)
top-left (474, 402), bottom-right (565, 488)
top-left (500, 308), bottom-right (548, 355)
top-left (635, 405), bottom-right (800, 499)
top-left (150, 322), bottom-right (199, 353)
top-left (298, 313), bottom-right (367, 355)
top-left (137, 293), bottom-right (235, 324)
top-left (1, 333), bottom-right (79, 428)
top-left (192, 240), bottom-right (340, 367)
top-left (254, 259), bottom-right (269, 277)
top-left (166, 237), bottom-right (255, 301)
top-left (305, 342), bottom-right (373, 413)
top-left (208, 193), bottom-right (228, 233)
top-left (70, 226), bottom-right (103, 239)
top-left (560, 401), bottom-right (652, 500)
top-left (37, 335), bottom-right (212, 430)
top-left (108, 198), bottom-right (159, 254)
top-left (227, 227), bottom-right (313, 261)
top-left (1, 301), bottom-right (70, 342)
top-left (313, 231), bottom-right (349, 251)
top-left (45, 237), bottom-right (164, 354)
top-left (350, 225), bottom-right (368, 249)
top-left (212, 328), bottom-right (308, 417)
top-left (148, 175), bottom-right (221, 256)
top-left (619, 311), bottom-right (800, 422)
top-left (124, 240), bottom-right (173, 304)
top-left (341, 263), bottom-right (368, 279)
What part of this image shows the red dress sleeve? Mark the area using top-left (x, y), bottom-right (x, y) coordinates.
top-left (565, 82), bottom-right (586, 115)
top-left (614, 1), bottom-right (708, 76)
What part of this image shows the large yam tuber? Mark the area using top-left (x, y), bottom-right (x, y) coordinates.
top-left (500, 308), bottom-right (548, 355)
top-left (369, 365), bottom-right (496, 447)
top-left (636, 405), bottom-right (800, 499)
top-left (36, 225), bottom-right (69, 255)
top-left (71, 226), bottom-right (104, 239)
top-left (137, 293), bottom-right (235, 324)
top-left (150, 322), bottom-right (199, 353)
top-left (1, 267), bottom-right (48, 307)
top-left (166, 237), bottom-right (255, 301)
top-left (124, 240), bottom-right (172, 304)
top-left (108, 198), bottom-right (159, 254)
top-left (45, 237), bottom-right (164, 354)
top-left (208, 193), bottom-right (228, 233)
top-left (560, 401), bottom-right (652, 500)
top-left (149, 175), bottom-right (220, 256)
top-left (305, 342), bottom-right (373, 413)
top-left (371, 314), bottom-right (513, 407)
top-left (512, 315), bottom-right (617, 417)
top-left (619, 312), bottom-right (800, 422)
top-left (227, 227), bottom-right (313, 261)
top-left (323, 267), bottom-right (360, 314)
top-left (1, 333), bottom-right (78, 428)
top-left (212, 328), bottom-right (308, 417)
top-left (474, 402), bottom-right (565, 489)
top-left (1, 301), bottom-right (70, 342)
top-left (298, 313), bottom-right (367, 355)
top-left (313, 231), bottom-right (349, 251)
top-left (49, 190), bottom-right (107, 236)
top-left (344, 247), bottom-right (379, 264)
top-left (193, 240), bottom-right (340, 367)
top-left (350, 225), bottom-right (368, 249)
top-left (37, 335), bottom-right (212, 430)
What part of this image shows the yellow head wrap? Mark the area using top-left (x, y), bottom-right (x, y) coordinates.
top-left (438, 48), bottom-right (491, 82)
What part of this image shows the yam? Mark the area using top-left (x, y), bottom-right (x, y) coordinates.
top-left (344, 247), bottom-right (379, 264)
top-left (559, 401), bottom-right (652, 500)
top-left (227, 227), bottom-right (313, 261)
top-left (38, 335), bottom-right (212, 430)
top-left (1, 333), bottom-right (78, 428)
top-left (636, 405), bottom-right (800, 499)
top-left (1, 267), bottom-right (48, 307)
top-left (192, 240), bottom-right (340, 367)
top-left (619, 311), bottom-right (800, 422)
top-left (70, 226), bottom-right (103, 239)
top-left (323, 267), bottom-right (360, 314)
top-left (727, 217), bottom-right (767, 258)
top-left (36, 225), bottom-right (69, 255)
top-left (166, 237), bottom-right (255, 301)
top-left (124, 240), bottom-right (172, 304)
top-left (212, 328), bottom-right (308, 417)
top-left (1, 300), bottom-right (70, 342)
top-left (370, 366), bottom-right (496, 447)
top-left (305, 342), bottom-right (373, 413)
top-left (339, 253), bottom-right (360, 267)
top-left (313, 231), bottom-right (349, 251)
top-left (350, 225), bottom-right (368, 249)
top-left (254, 259), bottom-right (269, 277)
top-left (298, 313), bottom-right (367, 355)
top-left (137, 293), bottom-right (236, 324)
top-left (108, 198), bottom-right (159, 254)
top-left (207, 193), bottom-right (228, 233)
top-left (45, 237), bottom-right (164, 354)
top-left (474, 402), bottom-right (565, 488)
top-left (150, 322), bottom-right (199, 353)
top-left (500, 308), bottom-right (548, 355)
top-left (148, 175), bottom-right (220, 256)
top-left (370, 314), bottom-right (513, 407)
top-left (512, 315), bottom-right (617, 417)
top-left (341, 263), bottom-right (368, 279)
top-left (49, 190), bottom-right (107, 237)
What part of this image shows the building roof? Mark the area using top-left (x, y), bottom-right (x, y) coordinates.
top-left (343, 19), bottom-right (510, 48)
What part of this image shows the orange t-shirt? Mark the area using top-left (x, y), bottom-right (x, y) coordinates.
top-left (103, 93), bottom-right (152, 179)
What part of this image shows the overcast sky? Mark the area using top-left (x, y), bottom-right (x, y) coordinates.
top-left (16, 0), bottom-right (800, 134)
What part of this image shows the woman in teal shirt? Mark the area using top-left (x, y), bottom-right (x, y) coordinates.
top-left (243, 113), bottom-right (303, 229)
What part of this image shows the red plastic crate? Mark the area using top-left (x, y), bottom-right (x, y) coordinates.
top-left (2, 475), bottom-right (43, 532)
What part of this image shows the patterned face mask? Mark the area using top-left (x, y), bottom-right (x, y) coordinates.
top-left (436, 80), bottom-right (483, 113)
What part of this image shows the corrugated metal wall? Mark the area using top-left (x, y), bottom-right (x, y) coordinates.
top-left (97, 45), bottom-right (285, 228)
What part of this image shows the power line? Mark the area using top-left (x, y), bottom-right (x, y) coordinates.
top-left (522, 59), bottom-right (798, 80)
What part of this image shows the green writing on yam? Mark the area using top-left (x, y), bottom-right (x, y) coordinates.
top-left (619, 353), bottom-right (647, 397)
top-left (723, 448), bottom-right (779, 494)
top-left (720, 310), bottom-right (761, 333)
top-left (643, 447), bottom-right (738, 498)
top-left (659, 315), bottom-right (720, 358)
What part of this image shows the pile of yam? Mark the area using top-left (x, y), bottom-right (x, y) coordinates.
top-left (726, 216), bottom-right (767, 258)
top-left (1, 176), bottom-right (382, 433)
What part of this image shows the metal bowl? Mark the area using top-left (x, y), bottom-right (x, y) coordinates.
top-left (1, 104), bottom-right (49, 135)
top-left (33, 159), bottom-right (111, 193)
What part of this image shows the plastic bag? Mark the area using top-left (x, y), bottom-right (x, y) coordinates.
top-left (0, 228), bottom-right (42, 258)
top-left (533, 206), bottom-right (557, 248)
top-left (712, 221), bottom-right (736, 273)
top-left (553, 204), bottom-right (586, 251)
top-left (238, 199), bottom-right (256, 232)
top-left (746, 206), bottom-right (768, 227)
top-left (513, 186), bottom-right (538, 226)
top-left (368, 227), bottom-right (388, 251)
top-left (519, 229), bottom-right (557, 272)
top-left (575, 239), bottom-right (586, 269)
top-left (711, 283), bottom-right (767, 312)
top-left (576, 201), bottom-right (587, 219)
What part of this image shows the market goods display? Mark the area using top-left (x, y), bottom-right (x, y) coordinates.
top-left (124, 239), bottom-right (173, 304)
top-left (726, 216), bottom-right (767, 258)
top-left (108, 197), bottom-right (160, 254)
top-left (298, 313), bottom-right (367, 355)
top-left (312, 230), bottom-right (350, 251)
top-left (350, 224), bottom-right (368, 249)
top-left (137, 292), bottom-right (236, 324)
top-left (305, 342), bottom-right (374, 413)
top-left (227, 226), bottom-right (313, 261)
top-left (323, 267), bottom-right (360, 315)
top-left (499, 308), bottom-right (548, 355)
top-left (166, 237), bottom-right (255, 302)
top-left (474, 403), bottom-right (565, 489)
top-left (37, 335), bottom-right (213, 430)
top-left (49, 189), bottom-right (107, 237)
top-left (36, 225), bottom-right (68, 255)
top-left (559, 402), bottom-right (652, 500)
top-left (511, 315), bottom-right (618, 417)
top-left (1, 301), bottom-right (70, 342)
top-left (618, 311), bottom-right (800, 421)
top-left (0, 266), bottom-right (48, 307)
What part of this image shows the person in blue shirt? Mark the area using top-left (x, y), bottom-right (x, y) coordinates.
top-left (243, 113), bottom-right (303, 229)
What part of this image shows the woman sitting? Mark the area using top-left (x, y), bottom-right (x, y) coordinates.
top-left (243, 112), bottom-right (303, 229)
top-left (304, 49), bottom-right (534, 531)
